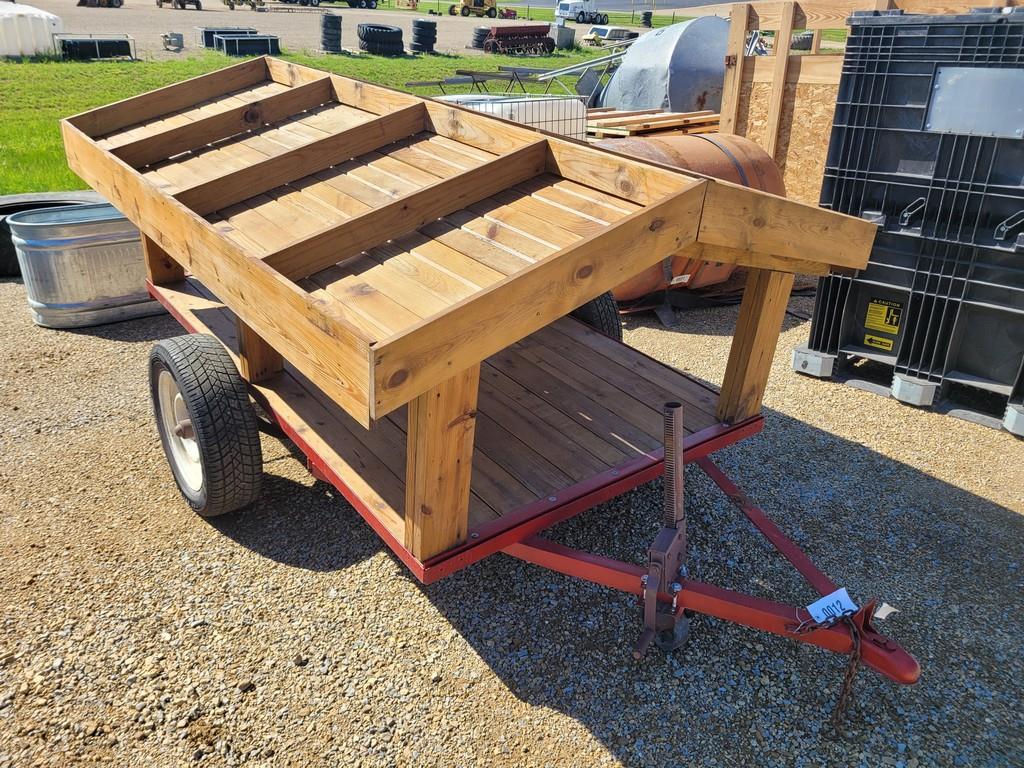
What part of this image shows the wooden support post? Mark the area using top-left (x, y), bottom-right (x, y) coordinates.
top-left (716, 269), bottom-right (795, 424)
top-left (764, 2), bottom-right (796, 159)
top-left (142, 234), bottom-right (185, 285)
top-left (405, 364), bottom-right (480, 561)
top-left (810, 29), bottom-right (823, 54)
top-left (720, 3), bottom-right (751, 135)
top-left (236, 319), bottom-right (284, 384)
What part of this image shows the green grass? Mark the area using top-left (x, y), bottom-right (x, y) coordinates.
top-left (0, 48), bottom-right (600, 195)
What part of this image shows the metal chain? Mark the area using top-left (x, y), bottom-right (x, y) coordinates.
top-left (829, 616), bottom-right (863, 734)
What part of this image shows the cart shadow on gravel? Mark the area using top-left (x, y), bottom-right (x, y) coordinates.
top-left (113, 299), bottom-right (1022, 765)
top-left (207, 384), bottom-right (1023, 766)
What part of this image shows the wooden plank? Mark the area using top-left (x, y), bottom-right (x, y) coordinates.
top-left (764, 2), bottom-right (796, 159)
top-left (111, 78), bottom-right (334, 169)
top-left (404, 365), bottom-right (480, 560)
top-left (698, 180), bottom-right (875, 271)
top-left (721, 3), bottom-right (751, 135)
top-left (745, 53), bottom-right (844, 85)
top-left (424, 101), bottom-right (542, 156)
top-left (544, 141), bottom-right (692, 206)
top-left (67, 57), bottom-right (268, 139)
top-left (810, 28), bottom-right (822, 54)
top-left (237, 318), bottom-right (284, 384)
top-left (716, 268), bottom-right (794, 423)
top-left (62, 121), bottom-right (376, 427)
top-left (142, 234), bottom-right (185, 285)
top-left (589, 112), bottom-right (719, 129)
top-left (370, 182), bottom-right (707, 418)
top-left (175, 103), bottom-right (428, 215)
top-left (263, 140), bottom-right (548, 280)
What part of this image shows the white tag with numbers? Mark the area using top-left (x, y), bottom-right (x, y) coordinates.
top-left (806, 588), bottom-right (859, 624)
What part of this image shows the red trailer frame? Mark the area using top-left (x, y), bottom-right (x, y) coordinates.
top-left (153, 284), bottom-right (920, 689)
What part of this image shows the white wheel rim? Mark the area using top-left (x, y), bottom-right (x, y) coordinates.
top-left (158, 370), bottom-right (203, 494)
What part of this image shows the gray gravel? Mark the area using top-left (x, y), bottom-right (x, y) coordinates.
top-left (0, 280), bottom-right (1021, 767)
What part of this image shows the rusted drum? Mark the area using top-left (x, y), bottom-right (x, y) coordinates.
top-left (594, 133), bottom-right (786, 301)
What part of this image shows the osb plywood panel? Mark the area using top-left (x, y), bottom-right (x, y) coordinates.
top-left (735, 82), bottom-right (838, 205)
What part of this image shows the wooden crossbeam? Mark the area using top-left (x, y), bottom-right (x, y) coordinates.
top-left (369, 181), bottom-right (708, 418)
top-left (174, 102), bottom-right (428, 215)
top-left (111, 77), bottom-right (334, 169)
top-left (67, 57), bottom-right (269, 139)
top-left (262, 140), bottom-right (548, 281)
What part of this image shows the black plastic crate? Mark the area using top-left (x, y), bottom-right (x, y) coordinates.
top-left (820, 8), bottom-right (1024, 252)
top-left (59, 37), bottom-right (133, 61)
top-left (810, 232), bottom-right (1024, 394)
top-left (197, 27), bottom-right (258, 49)
top-left (214, 34), bottom-right (281, 56)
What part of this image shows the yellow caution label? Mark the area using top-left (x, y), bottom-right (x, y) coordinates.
top-left (864, 334), bottom-right (894, 352)
top-left (865, 298), bottom-right (903, 334)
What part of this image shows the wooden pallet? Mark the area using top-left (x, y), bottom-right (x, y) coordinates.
top-left (587, 108), bottom-right (721, 138)
top-left (62, 56), bottom-right (874, 563)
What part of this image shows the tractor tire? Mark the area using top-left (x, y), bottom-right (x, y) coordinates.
top-left (357, 23), bottom-right (402, 43)
top-left (570, 292), bottom-right (622, 341)
top-left (461, 5), bottom-right (471, 15)
top-left (486, 6), bottom-right (496, 17)
top-left (149, 334), bottom-right (263, 518)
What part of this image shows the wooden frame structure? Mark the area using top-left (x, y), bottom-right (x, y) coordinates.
top-left (63, 57), bottom-right (875, 567)
top-left (672, 0), bottom-right (1021, 203)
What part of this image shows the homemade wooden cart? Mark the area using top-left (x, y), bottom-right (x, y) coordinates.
top-left (62, 57), bottom-right (918, 690)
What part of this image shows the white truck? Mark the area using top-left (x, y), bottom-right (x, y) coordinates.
top-left (555, 0), bottom-right (609, 25)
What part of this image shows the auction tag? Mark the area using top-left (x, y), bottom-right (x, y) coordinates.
top-left (806, 588), bottom-right (859, 624)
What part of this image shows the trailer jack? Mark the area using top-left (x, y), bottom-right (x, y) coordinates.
top-left (504, 404), bottom-right (920, 689)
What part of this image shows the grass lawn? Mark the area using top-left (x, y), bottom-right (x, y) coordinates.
top-left (0, 48), bottom-right (599, 195)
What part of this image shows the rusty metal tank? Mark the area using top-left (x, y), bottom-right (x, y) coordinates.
top-left (594, 133), bottom-right (786, 302)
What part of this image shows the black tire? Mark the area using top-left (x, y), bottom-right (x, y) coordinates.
top-left (149, 335), bottom-right (263, 518)
top-left (600, 13), bottom-right (609, 24)
top-left (309, 0), bottom-right (320, 5)
top-left (461, 5), bottom-right (470, 15)
top-left (570, 292), bottom-right (622, 341)
top-left (368, 0), bottom-right (378, 8)
top-left (357, 23), bottom-right (401, 42)
top-left (791, 30), bottom-right (813, 51)
top-left (410, 41), bottom-right (433, 52)
top-left (448, 5), bottom-right (457, 15)
top-left (576, 11), bottom-right (585, 22)
top-left (486, 6), bottom-right (495, 17)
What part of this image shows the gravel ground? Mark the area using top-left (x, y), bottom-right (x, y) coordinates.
top-left (0, 278), bottom-right (1021, 767)
top-left (28, 0), bottom-right (555, 60)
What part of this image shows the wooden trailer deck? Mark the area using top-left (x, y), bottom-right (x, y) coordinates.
top-left (152, 276), bottom-right (757, 580)
top-left (62, 56), bottom-right (875, 568)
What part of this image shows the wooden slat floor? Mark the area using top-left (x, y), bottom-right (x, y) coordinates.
top-left (117, 77), bottom-right (649, 346)
top-left (152, 279), bottom-right (724, 545)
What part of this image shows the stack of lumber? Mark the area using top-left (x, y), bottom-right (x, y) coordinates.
top-left (586, 108), bottom-right (720, 138)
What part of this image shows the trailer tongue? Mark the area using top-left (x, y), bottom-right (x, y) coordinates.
top-left (61, 56), bottom-right (918, 712)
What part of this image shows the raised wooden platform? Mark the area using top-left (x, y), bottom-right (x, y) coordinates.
top-left (151, 278), bottom-right (759, 579)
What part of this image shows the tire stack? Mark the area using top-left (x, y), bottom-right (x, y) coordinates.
top-left (357, 23), bottom-right (403, 56)
top-left (641, 10), bottom-right (653, 27)
top-left (470, 25), bottom-right (489, 49)
top-left (410, 19), bottom-right (436, 54)
top-left (321, 13), bottom-right (342, 54)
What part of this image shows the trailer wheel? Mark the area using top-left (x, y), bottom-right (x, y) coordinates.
top-left (150, 334), bottom-right (263, 518)
top-left (486, 6), bottom-right (496, 17)
top-left (570, 292), bottom-right (622, 341)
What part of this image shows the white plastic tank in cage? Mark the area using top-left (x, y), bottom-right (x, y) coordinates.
top-left (0, 3), bottom-right (62, 58)
top-left (436, 94), bottom-right (588, 140)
